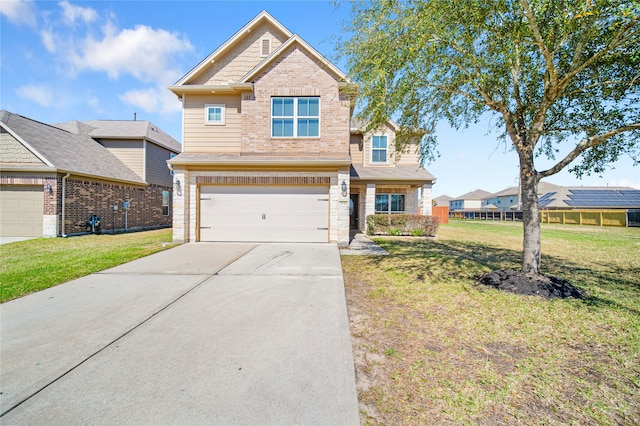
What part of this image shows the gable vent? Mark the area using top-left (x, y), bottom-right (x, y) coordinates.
top-left (260, 38), bottom-right (271, 57)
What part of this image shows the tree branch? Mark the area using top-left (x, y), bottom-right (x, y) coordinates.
top-left (539, 123), bottom-right (640, 177)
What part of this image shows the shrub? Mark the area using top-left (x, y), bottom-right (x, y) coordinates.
top-left (366, 214), bottom-right (439, 237)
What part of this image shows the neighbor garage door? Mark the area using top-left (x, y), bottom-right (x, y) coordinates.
top-left (0, 185), bottom-right (44, 237)
top-left (199, 185), bottom-right (329, 242)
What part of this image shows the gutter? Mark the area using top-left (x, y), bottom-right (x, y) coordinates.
top-left (61, 172), bottom-right (70, 237)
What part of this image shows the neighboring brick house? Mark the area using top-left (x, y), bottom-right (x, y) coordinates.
top-left (0, 110), bottom-right (180, 237)
top-left (167, 11), bottom-right (436, 246)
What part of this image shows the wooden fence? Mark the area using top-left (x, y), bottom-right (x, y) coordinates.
top-left (449, 209), bottom-right (639, 227)
top-left (432, 206), bottom-right (449, 224)
top-left (540, 210), bottom-right (629, 227)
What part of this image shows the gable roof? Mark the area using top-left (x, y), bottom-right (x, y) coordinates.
top-left (433, 195), bottom-right (453, 204)
top-left (350, 117), bottom-right (399, 133)
top-left (175, 11), bottom-right (292, 86)
top-left (239, 34), bottom-right (352, 84)
top-left (55, 120), bottom-right (181, 152)
top-left (452, 189), bottom-right (493, 201)
top-left (488, 182), bottom-right (563, 199)
top-left (0, 110), bottom-right (146, 185)
top-left (169, 10), bottom-right (355, 96)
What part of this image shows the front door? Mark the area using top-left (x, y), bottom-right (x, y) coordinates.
top-left (349, 194), bottom-right (359, 229)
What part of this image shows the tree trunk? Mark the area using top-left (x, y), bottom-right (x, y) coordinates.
top-left (519, 153), bottom-right (541, 275)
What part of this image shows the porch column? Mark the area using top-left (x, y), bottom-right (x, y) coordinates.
top-left (364, 183), bottom-right (376, 233)
top-left (336, 168), bottom-right (350, 247)
top-left (421, 183), bottom-right (433, 216)
top-left (172, 169), bottom-right (188, 243)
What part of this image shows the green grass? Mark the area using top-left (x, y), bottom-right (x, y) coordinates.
top-left (0, 229), bottom-right (176, 302)
top-left (342, 219), bottom-right (640, 425)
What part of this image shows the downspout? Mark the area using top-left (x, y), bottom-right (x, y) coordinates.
top-left (61, 172), bottom-right (70, 237)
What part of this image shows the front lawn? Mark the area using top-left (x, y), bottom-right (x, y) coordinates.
top-left (0, 229), bottom-right (175, 303)
top-left (342, 220), bottom-right (639, 424)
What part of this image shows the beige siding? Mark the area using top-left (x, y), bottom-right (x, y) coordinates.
top-left (183, 94), bottom-right (242, 153)
top-left (100, 140), bottom-right (144, 179)
top-left (192, 22), bottom-right (290, 85)
top-left (395, 141), bottom-right (421, 166)
top-left (0, 131), bottom-right (44, 164)
top-left (349, 134), bottom-right (363, 165)
top-left (363, 123), bottom-right (396, 167)
top-left (145, 143), bottom-right (173, 186)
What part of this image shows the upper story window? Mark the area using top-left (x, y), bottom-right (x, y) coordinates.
top-left (372, 135), bottom-right (388, 163)
top-left (205, 104), bottom-right (225, 125)
top-left (271, 97), bottom-right (319, 137)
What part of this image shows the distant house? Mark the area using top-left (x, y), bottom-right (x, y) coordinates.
top-left (538, 186), bottom-right (640, 210)
top-left (482, 182), bottom-right (561, 211)
top-left (449, 189), bottom-right (493, 211)
top-left (479, 182), bottom-right (640, 212)
top-left (0, 110), bottom-right (180, 238)
top-left (433, 194), bottom-right (452, 207)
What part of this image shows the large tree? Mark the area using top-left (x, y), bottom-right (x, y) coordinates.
top-left (340, 0), bottom-right (639, 276)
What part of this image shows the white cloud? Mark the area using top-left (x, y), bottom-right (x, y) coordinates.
top-left (40, 28), bottom-right (57, 53)
top-left (15, 84), bottom-right (54, 106)
top-left (119, 86), bottom-right (181, 115)
top-left (0, 0), bottom-right (37, 28)
top-left (59, 0), bottom-right (97, 25)
top-left (70, 24), bottom-right (193, 83)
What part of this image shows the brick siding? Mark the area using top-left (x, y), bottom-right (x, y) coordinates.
top-left (241, 46), bottom-right (350, 155)
top-left (63, 178), bottom-right (172, 234)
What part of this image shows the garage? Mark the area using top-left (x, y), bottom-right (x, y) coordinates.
top-left (199, 185), bottom-right (329, 242)
top-left (0, 185), bottom-right (44, 237)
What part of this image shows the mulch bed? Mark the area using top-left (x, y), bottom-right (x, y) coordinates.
top-left (478, 269), bottom-right (586, 299)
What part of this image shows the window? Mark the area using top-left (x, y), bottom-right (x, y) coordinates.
top-left (170, 153), bottom-right (176, 175)
top-left (271, 97), bottom-right (319, 137)
top-left (372, 135), bottom-right (388, 163)
top-left (204, 104), bottom-right (225, 125)
top-left (375, 194), bottom-right (405, 213)
top-left (162, 191), bottom-right (170, 216)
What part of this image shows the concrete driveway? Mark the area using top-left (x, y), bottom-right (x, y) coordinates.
top-left (0, 243), bottom-right (359, 425)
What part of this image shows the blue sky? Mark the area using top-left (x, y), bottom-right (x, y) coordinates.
top-left (1, 0), bottom-right (638, 197)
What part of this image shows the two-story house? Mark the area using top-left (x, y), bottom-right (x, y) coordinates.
top-left (0, 110), bottom-right (180, 238)
top-left (449, 189), bottom-right (493, 211)
top-left (168, 11), bottom-right (435, 246)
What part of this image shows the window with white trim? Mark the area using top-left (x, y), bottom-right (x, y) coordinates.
top-left (170, 153), bottom-right (176, 175)
top-left (371, 135), bottom-right (388, 163)
top-left (204, 104), bottom-right (225, 125)
top-left (375, 194), bottom-right (405, 213)
top-left (271, 97), bottom-right (319, 137)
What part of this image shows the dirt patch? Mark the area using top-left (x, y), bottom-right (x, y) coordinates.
top-left (478, 269), bottom-right (586, 299)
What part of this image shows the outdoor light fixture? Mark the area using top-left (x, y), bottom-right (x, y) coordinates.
top-left (175, 179), bottom-right (182, 196)
top-left (44, 183), bottom-right (53, 195)
top-left (341, 180), bottom-right (348, 197)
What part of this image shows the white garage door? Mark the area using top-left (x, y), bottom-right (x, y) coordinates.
top-left (0, 185), bottom-right (44, 237)
top-left (199, 185), bottom-right (329, 242)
